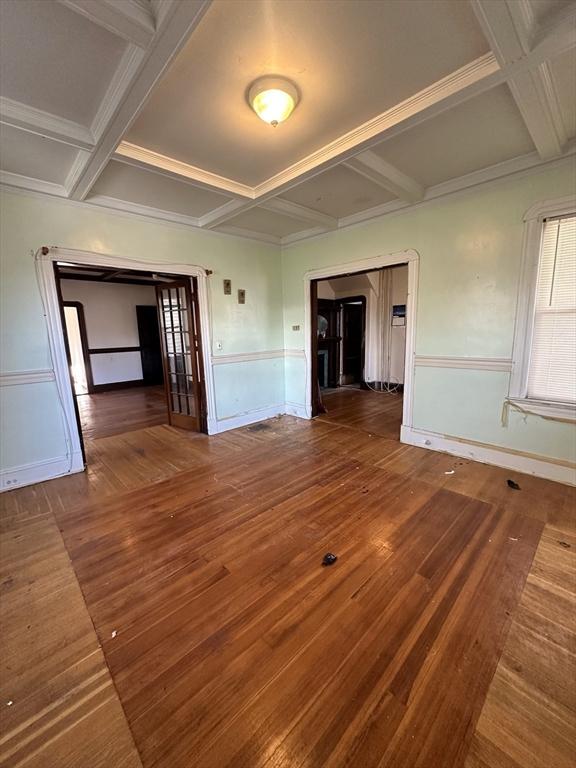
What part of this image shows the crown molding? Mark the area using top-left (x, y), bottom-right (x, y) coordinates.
top-left (0, 171), bottom-right (67, 197)
top-left (3, 143), bottom-right (573, 250)
top-left (117, 142), bottom-right (253, 198)
top-left (87, 193), bottom-right (200, 227)
top-left (57, 0), bottom-right (156, 49)
top-left (282, 146), bottom-right (576, 247)
top-left (215, 224), bottom-right (281, 246)
top-left (0, 184), bottom-right (282, 249)
top-left (0, 97), bottom-right (95, 151)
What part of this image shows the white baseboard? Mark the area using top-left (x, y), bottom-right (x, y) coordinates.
top-left (285, 401), bottom-right (311, 419)
top-left (0, 452), bottom-right (85, 492)
top-left (213, 404), bottom-right (286, 434)
top-left (401, 425), bottom-right (576, 486)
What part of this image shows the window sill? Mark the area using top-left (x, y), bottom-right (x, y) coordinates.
top-left (507, 397), bottom-right (576, 422)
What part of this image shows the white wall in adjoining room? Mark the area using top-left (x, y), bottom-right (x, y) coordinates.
top-left (60, 279), bottom-right (157, 385)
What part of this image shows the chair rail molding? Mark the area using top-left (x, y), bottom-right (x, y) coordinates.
top-left (0, 369), bottom-right (56, 386)
top-left (414, 356), bottom-right (513, 372)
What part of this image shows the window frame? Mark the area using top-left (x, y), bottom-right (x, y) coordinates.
top-left (509, 196), bottom-right (576, 422)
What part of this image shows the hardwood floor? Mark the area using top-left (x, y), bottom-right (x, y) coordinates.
top-left (319, 387), bottom-right (403, 439)
top-left (77, 385), bottom-right (167, 440)
top-left (466, 525), bottom-right (576, 768)
top-left (1, 411), bottom-right (574, 767)
top-left (0, 482), bottom-right (142, 767)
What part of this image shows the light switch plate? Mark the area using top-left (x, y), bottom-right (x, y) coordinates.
top-left (292, 325), bottom-right (300, 331)
top-left (238, 289), bottom-right (246, 304)
top-left (223, 279), bottom-right (231, 295)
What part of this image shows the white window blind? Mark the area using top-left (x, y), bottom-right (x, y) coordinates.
top-left (527, 214), bottom-right (576, 403)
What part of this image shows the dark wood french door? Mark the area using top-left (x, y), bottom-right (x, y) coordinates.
top-left (155, 279), bottom-right (206, 432)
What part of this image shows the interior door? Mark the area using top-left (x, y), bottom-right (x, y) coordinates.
top-left (136, 305), bottom-right (164, 386)
top-left (155, 279), bottom-right (206, 432)
top-left (318, 298), bottom-right (341, 388)
top-left (340, 300), bottom-right (365, 384)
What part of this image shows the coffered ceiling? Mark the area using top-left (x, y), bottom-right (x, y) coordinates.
top-left (1, 0), bottom-right (575, 246)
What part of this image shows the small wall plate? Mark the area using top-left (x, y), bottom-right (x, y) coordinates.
top-left (223, 279), bottom-right (232, 295)
top-left (238, 289), bottom-right (246, 304)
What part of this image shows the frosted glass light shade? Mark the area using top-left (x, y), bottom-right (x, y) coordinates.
top-left (248, 77), bottom-right (299, 127)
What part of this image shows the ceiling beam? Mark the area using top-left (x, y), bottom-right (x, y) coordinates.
top-left (58, 0), bottom-right (156, 49)
top-left (471, 0), bottom-right (567, 159)
top-left (66, 0), bottom-right (212, 201)
top-left (198, 200), bottom-right (250, 229)
top-left (0, 97), bottom-right (94, 151)
top-left (259, 198), bottom-right (338, 230)
top-left (343, 151), bottom-right (424, 203)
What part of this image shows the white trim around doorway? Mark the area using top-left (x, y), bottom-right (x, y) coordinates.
top-left (303, 249), bottom-right (419, 430)
top-left (34, 246), bottom-right (218, 480)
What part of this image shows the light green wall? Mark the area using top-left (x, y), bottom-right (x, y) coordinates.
top-left (281, 161), bottom-right (576, 463)
top-left (0, 190), bottom-right (283, 471)
top-left (1, 162), bottom-right (575, 477)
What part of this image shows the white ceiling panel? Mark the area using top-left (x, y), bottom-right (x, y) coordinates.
top-left (281, 166), bottom-right (397, 219)
top-left (529, 0), bottom-right (572, 26)
top-left (371, 85), bottom-right (536, 189)
top-left (225, 208), bottom-right (313, 238)
top-left (0, 124), bottom-right (78, 184)
top-left (126, 0), bottom-right (488, 186)
top-left (0, 0), bottom-right (126, 126)
top-left (549, 49), bottom-right (576, 141)
top-left (90, 161), bottom-right (232, 218)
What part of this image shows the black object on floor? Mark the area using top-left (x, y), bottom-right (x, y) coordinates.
top-left (322, 553), bottom-right (338, 566)
top-left (507, 479), bottom-right (521, 490)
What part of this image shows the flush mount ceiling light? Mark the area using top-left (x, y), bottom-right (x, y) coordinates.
top-left (248, 76), bottom-right (299, 127)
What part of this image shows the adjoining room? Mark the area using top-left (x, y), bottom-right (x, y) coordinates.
top-left (1, 1), bottom-right (575, 767)
top-left (314, 264), bottom-right (408, 440)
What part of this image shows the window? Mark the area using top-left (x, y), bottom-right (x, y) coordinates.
top-left (527, 215), bottom-right (576, 403)
top-left (510, 199), bottom-right (576, 420)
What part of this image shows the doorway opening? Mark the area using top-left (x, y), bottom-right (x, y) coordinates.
top-left (55, 260), bottom-right (208, 450)
top-left (311, 263), bottom-right (410, 441)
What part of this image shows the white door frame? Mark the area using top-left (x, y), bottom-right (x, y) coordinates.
top-left (35, 246), bottom-right (217, 475)
top-left (304, 249), bottom-right (419, 429)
